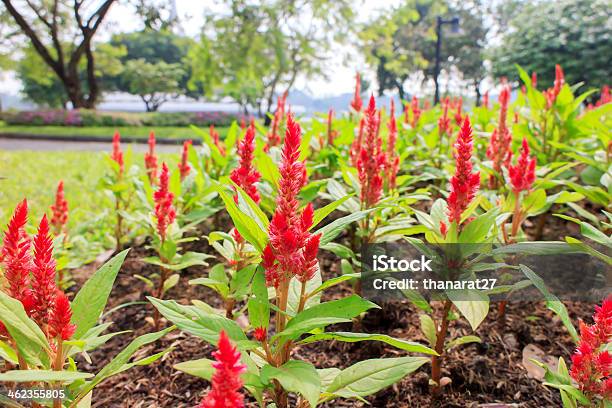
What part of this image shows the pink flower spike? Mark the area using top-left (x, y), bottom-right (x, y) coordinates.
top-left (31, 215), bottom-right (58, 326)
top-left (446, 117), bottom-right (480, 225)
top-left (50, 181), bottom-right (69, 235)
top-left (144, 131), bottom-right (159, 184)
top-left (200, 331), bottom-right (247, 408)
top-left (507, 138), bottom-right (536, 193)
top-left (153, 163), bottom-right (176, 242)
top-left (178, 140), bottom-right (192, 180)
top-left (350, 72), bottom-right (363, 113)
top-left (111, 131), bottom-right (124, 175)
top-left (1, 199), bottom-right (33, 307)
top-left (49, 290), bottom-right (75, 341)
top-left (230, 122), bottom-right (261, 204)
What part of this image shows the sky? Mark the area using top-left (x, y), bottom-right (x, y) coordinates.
top-left (0, 0), bottom-right (402, 98)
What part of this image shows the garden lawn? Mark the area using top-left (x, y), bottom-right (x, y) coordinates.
top-left (0, 150), bottom-right (179, 228)
top-left (0, 122), bottom-right (230, 141)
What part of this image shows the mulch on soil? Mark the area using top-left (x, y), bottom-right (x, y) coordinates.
top-left (67, 210), bottom-right (596, 408)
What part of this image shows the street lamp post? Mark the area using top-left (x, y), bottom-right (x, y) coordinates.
top-left (433, 16), bottom-right (460, 106)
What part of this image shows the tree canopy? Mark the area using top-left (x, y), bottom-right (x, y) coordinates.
top-left (492, 0), bottom-right (611, 89)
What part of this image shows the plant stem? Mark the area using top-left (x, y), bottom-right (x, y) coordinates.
top-left (115, 196), bottom-right (123, 252)
top-left (52, 340), bottom-right (63, 408)
top-left (431, 300), bottom-right (452, 395)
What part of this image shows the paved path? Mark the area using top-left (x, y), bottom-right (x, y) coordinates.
top-left (0, 137), bottom-right (181, 153)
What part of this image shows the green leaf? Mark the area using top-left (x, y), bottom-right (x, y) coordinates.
top-left (446, 335), bottom-right (481, 350)
top-left (216, 187), bottom-right (268, 252)
top-left (72, 249), bottom-right (129, 339)
top-left (233, 181), bottom-right (270, 232)
top-left (77, 327), bottom-right (174, 398)
top-left (522, 189), bottom-right (547, 215)
top-left (276, 295), bottom-right (379, 341)
top-left (324, 357), bottom-right (429, 399)
top-left (519, 265), bottom-right (578, 342)
top-left (299, 332), bottom-right (437, 355)
top-left (0, 370), bottom-right (92, 382)
top-left (0, 291), bottom-right (50, 366)
top-left (174, 358), bottom-right (214, 380)
top-left (143, 251), bottom-right (210, 271)
top-left (419, 315), bottom-right (437, 347)
top-left (580, 222), bottom-right (611, 246)
top-left (148, 297), bottom-right (246, 344)
top-left (308, 273), bottom-right (361, 297)
top-left (311, 195), bottom-right (354, 229)
top-left (446, 289), bottom-right (489, 331)
top-left (248, 267), bottom-right (270, 330)
top-left (314, 209), bottom-right (375, 246)
top-left (162, 274), bottom-right (180, 294)
top-left (458, 208), bottom-right (498, 243)
top-left (261, 361), bottom-right (320, 407)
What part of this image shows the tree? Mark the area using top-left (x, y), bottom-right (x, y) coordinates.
top-left (360, 0), bottom-right (446, 100)
top-left (492, 0), bottom-right (611, 89)
top-left (1, 0), bottom-right (117, 108)
top-left (107, 29), bottom-right (198, 101)
top-left (443, 1), bottom-right (488, 104)
top-left (17, 42), bottom-right (125, 109)
top-left (188, 0), bottom-right (355, 116)
top-left (122, 59), bottom-right (184, 111)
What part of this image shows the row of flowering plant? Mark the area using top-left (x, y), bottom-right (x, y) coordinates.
top-left (148, 115), bottom-right (438, 407)
top-left (0, 201), bottom-right (172, 408)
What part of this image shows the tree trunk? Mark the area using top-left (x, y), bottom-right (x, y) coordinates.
top-left (474, 80), bottom-right (482, 107)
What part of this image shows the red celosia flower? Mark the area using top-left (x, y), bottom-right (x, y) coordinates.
top-left (253, 327), bottom-right (267, 342)
top-left (454, 97), bottom-right (463, 126)
top-left (507, 138), bottom-right (536, 193)
top-left (327, 109), bottom-right (338, 146)
top-left (438, 97), bottom-right (451, 137)
top-left (1, 199), bottom-right (33, 307)
top-left (48, 290), bottom-right (75, 341)
top-left (531, 72), bottom-right (538, 89)
top-left (178, 140), bottom-right (192, 180)
top-left (447, 117), bottom-right (480, 225)
top-left (570, 297), bottom-right (612, 398)
top-left (350, 72), bottom-right (363, 113)
top-left (486, 85), bottom-right (513, 188)
top-left (439, 221), bottom-right (448, 238)
top-left (263, 116), bottom-right (321, 287)
top-left (545, 64), bottom-right (565, 108)
top-left (595, 85), bottom-right (611, 108)
top-left (356, 95), bottom-right (385, 208)
top-left (200, 331), bottom-right (247, 408)
top-left (266, 94), bottom-right (287, 150)
top-left (230, 122), bottom-right (261, 204)
top-left (385, 100), bottom-right (400, 191)
top-left (240, 118), bottom-right (246, 130)
top-left (210, 125), bottom-right (226, 156)
top-left (482, 91), bottom-right (489, 109)
top-left (144, 131), bottom-right (159, 184)
top-left (350, 118), bottom-right (365, 167)
top-left (111, 131), bottom-right (124, 175)
top-left (31, 215), bottom-right (58, 326)
top-left (410, 96), bottom-right (421, 129)
top-left (154, 163), bottom-right (176, 242)
top-left (50, 181), bottom-right (68, 235)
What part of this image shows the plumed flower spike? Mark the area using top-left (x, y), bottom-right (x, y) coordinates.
top-left (153, 163), bottom-right (176, 242)
top-left (144, 132), bottom-right (159, 184)
top-left (111, 131), bottom-right (124, 175)
top-left (507, 138), bottom-right (536, 193)
top-left (31, 215), bottom-right (58, 326)
top-left (447, 117), bottom-right (480, 225)
top-left (356, 95), bottom-right (385, 208)
top-left (50, 181), bottom-right (69, 236)
top-left (178, 140), bottom-right (192, 180)
top-left (570, 296), bottom-right (612, 398)
top-left (486, 85), bottom-right (513, 188)
top-left (385, 99), bottom-right (399, 191)
top-left (200, 330), bottom-right (246, 408)
top-left (231, 122), bottom-right (261, 204)
top-left (49, 290), bottom-right (76, 341)
top-left (350, 72), bottom-right (363, 113)
top-left (1, 199), bottom-right (33, 305)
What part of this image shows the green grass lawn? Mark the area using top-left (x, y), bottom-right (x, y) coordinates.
top-left (0, 121), bottom-right (229, 140)
top-left (0, 150), bottom-right (179, 230)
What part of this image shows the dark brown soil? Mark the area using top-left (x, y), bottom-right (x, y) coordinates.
top-left (70, 221), bottom-right (595, 408)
